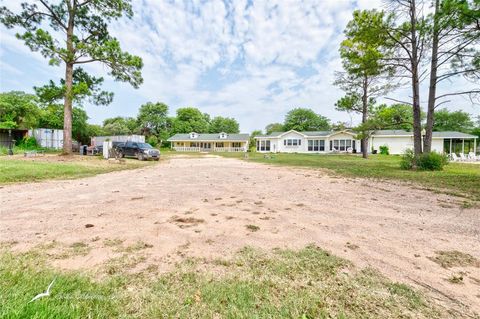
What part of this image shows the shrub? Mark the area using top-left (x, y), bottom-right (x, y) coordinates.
top-left (400, 149), bottom-right (415, 170)
top-left (417, 151), bottom-right (448, 171)
top-left (16, 136), bottom-right (38, 148)
top-left (147, 135), bottom-right (158, 147)
top-left (379, 145), bottom-right (389, 155)
top-left (400, 149), bottom-right (448, 171)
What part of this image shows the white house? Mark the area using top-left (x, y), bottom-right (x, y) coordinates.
top-left (168, 132), bottom-right (250, 152)
top-left (254, 129), bottom-right (477, 155)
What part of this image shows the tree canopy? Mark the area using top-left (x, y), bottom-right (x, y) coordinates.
top-left (209, 116), bottom-right (240, 134)
top-left (432, 109), bottom-right (474, 132)
top-left (0, 91), bottom-right (40, 129)
top-left (283, 108), bottom-right (330, 131)
top-left (0, 0), bottom-right (143, 153)
top-left (173, 107), bottom-right (211, 133)
top-left (265, 123), bottom-right (284, 134)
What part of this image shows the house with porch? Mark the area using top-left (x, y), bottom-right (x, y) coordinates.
top-left (254, 129), bottom-right (477, 155)
top-left (168, 132), bottom-right (249, 152)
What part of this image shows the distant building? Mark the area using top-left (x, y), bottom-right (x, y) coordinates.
top-left (168, 132), bottom-right (250, 152)
top-left (254, 129), bottom-right (477, 155)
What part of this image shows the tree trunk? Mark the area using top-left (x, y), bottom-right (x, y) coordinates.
top-left (424, 0), bottom-right (440, 153)
top-left (409, 0), bottom-right (423, 157)
top-left (62, 8), bottom-right (75, 155)
top-left (63, 62), bottom-right (74, 154)
top-left (361, 76), bottom-right (369, 159)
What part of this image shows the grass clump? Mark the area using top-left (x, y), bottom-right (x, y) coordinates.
top-left (0, 245), bottom-right (443, 318)
top-left (245, 224), bottom-right (260, 232)
top-left (428, 250), bottom-right (480, 269)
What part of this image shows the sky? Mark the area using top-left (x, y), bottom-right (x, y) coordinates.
top-left (0, 0), bottom-right (478, 133)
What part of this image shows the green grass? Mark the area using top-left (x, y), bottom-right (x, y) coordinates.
top-left (0, 245), bottom-right (442, 318)
top-left (219, 153), bottom-right (480, 201)
top-left (0, 156), bottom-right (154, 184)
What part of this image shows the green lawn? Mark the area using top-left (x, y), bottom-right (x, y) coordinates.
top-left (219, 153), bottom-right (480, 201)
top-left (0, 244), bottom-right (441, 319)
top-left (0, 156), bottom-right (154, 184)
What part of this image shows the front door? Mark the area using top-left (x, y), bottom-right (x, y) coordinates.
top-left (200, 142), bottom-right (211, 151)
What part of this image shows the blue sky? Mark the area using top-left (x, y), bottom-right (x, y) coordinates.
top-left (1, 0), bottom-right (478, 132)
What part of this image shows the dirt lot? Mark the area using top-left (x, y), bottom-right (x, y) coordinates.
top-left (1, 156), bottom-right (479, 314)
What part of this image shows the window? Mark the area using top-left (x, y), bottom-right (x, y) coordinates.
top-left (308, 140), bottom-right (325, 151)
top-left (232, 142), bottom-right (241, 148)
top-left (258, 140), bottom-right (271, 151)
top-left (333, 140), bottom-right (339, 151)
top-left (216, 142), bottom-right (224, 148)
top-left (330, 139), bottom-right (354, 152)
top-left (284, 139), bottom-right (301, 147)
top-left (189, 132), bottom-right (198, 139)
top-left (219, 132), bottom-right (227, 139)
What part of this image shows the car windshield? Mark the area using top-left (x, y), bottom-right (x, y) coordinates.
top-left (137, 143), bottom-right (153, 149)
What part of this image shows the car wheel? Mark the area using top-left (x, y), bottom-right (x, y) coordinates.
top-left (136, 152), bottom-right (144, 161)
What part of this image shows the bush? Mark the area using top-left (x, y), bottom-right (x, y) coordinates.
top-left (147, 135), bottom-right (158, 147)
top-left (379, 145), bottom-right (389, 155)
top-left (16, 136), bottom-right (38, 148)
top-left (400, 149), bottom-right (415, 170)
top-left (400, 149), bottom-right (448, 171)
top-left (417, 151), bottom-right (448, 171)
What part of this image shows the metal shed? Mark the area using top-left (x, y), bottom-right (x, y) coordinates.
top-left (29, 128), bottom-right (64, 149)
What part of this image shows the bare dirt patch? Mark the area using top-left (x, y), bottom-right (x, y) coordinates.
top-left (1, 156), bottom-right (479, 316)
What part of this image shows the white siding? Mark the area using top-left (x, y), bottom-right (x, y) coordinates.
top-left (431, 139), bottom-right (444, 153)
top-left (370, 136), bottom-right (413, 155)
top-left (277, 131), bottom-right (307, 153)
top-left (91, 135), bottom-right (145, 146)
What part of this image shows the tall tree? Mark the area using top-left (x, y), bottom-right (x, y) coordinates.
top-left (0, 0), bottom-right (143, 154)
top-left (385, 0), bottom-right (429, 157)
top-left (423, 0), bottom-right (480, 152)
top-left (38, 104), bottom-right (89, 143)
top-left (335, 9), bottom-right (392, 159)
top-left (265, 123), bottom-right (284, 134)
top-left (209, 116), bottom-right (240, 134)
top-left (137, 102), bottom-right (169, 137)
top-left (283, 108), bottom-right (330, 131)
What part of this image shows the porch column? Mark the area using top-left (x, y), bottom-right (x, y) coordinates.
top-left (449, 139), bottom-right (452, 154)
top-left (474, 138), bottom-right (477, 155)
top-left (462, 139), bottom-right (465, 154)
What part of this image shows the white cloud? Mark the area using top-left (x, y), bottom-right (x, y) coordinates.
top-left (1, 0), bottom-right (478, 131)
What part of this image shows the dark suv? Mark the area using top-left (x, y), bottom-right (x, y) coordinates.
top-left (115, 142), bottom-right (160, 161)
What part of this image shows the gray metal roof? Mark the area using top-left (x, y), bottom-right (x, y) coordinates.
top-left (255, 129), bottom-right (476, 139)
top-left (168, 133), bottom-right (250, 141)
top-left (373, 130), bottom-right (476, 138)
top-left (256, 130), bottom-right (350, 138)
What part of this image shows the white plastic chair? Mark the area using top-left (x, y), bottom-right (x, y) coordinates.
top-left (449, 153), bottom-right (459, 162)
top-left (459, 153), bottom-right (468, 161)
top-left (468, 152), bottom-right (477, 161)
